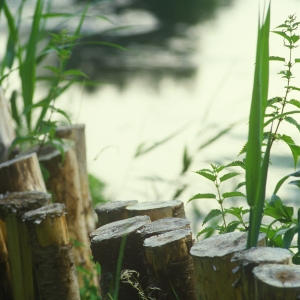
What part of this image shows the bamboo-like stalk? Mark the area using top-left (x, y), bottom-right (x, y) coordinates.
top-left (23, 203), bottom-right (80, 300)
top-left (0, 191), bottom-right (50, 300)
top-left (126, 200), bottom-right (186, 221)
top-left (94, 200), bottom-right (138, 227)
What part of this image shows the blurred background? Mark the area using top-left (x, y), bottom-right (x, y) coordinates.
top-left (2, 0), bottom-right (300, 232)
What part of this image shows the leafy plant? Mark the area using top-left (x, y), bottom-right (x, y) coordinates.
top-left (189, 9), bottom-right (300, 257)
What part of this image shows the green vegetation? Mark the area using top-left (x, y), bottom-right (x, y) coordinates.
top-left (190, 9), bottom-right (300, 260)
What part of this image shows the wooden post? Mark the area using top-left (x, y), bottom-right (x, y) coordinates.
top-left (0, 220), bottom-right (12, 300)
top-left (190, 232), bottom-right (266, 300)
top-left (253, 264), bottom-right (300, 299)
top-left (126, 200), bottom-right (186, 221)
top-left (0, 153), bottom-right (46, 193)
top-left (56, 124), bottom-right (95, 233)
top-left (33, 143), bottom-right (93, 286)
top-left (94, 200), bottom-right (138, 227)
top-left (0, 87), bottom-right (15, 163)
top-left (144, 228), bottom-right (196, 300)
top-left (0, 191), bottom-right (50, 300)
top-left (90, 215), bottom-right (151, 300)
top-left (231, 247), bottom-right (292, 300)
top-left (23, 203), bottom-right (80, 300)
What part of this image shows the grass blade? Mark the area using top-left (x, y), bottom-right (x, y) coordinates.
top-left (19, 0), bottom-right (44, 130)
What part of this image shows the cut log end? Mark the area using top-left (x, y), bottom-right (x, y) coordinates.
top-left (0, 191), bottom-right (51, 219)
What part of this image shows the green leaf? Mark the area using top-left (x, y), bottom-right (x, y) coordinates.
top-left (283, 226), bottom-right (298, 249)
top-left (202, 209), bottom-right (222, 225)
top-left (222, 191), bottom-right (246, 198)
top-left (182, 146), bottom-right (192, 174)
top-left (288, 99), bottom-right (300, 109)
top-left (219, 172), bottom-right (240, 182)
top-left (235, 181), bottom-right (246, 190)
top-left (226, 160), bottom-right (245, 169)
top-left (272, 31), bottom-right (291, 42)
top-left (273, 174), bottom-right (291, 195)
top-left (280, 134), bottom-right (300, 167)
top-left (196, 226), bottom-right (217, 239)
top-left (291, 34), bottom-right (300, 44)
top-left (10, 90), bottom-right (20, 126)
top-left (289, 180), bottom-right (300, 188)
top-left (188, 193), bottom-right (216, 203)
top-left (19, 0), bottom-right (44, 130)
top-left (289, 86), bottom-right (300, 92)
top-left (226, 221), bottom-right (241, 233)
top-left (295, 58), bottom-right (300, 63)
top-left (285, 116), bottom-right (300, 133)
top-left (264, 110), bottom-right (300, 127)
top-left (269, 56), bottom-right (285, 62)
top-left (194, 171), bottom-right (216, 182)
top-left (62, 69), bottom-right (89, 78)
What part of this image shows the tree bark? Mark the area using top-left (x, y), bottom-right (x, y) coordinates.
top-left (0, 87), bottom-right (15, 163)
top-left (94, 200), bottom-right (138, 227)
top-left (126, 200), bottom-right (186, 221)
top-left (144, 228), bottom-right (196, 300)
top-left (0, 191), bottom-right (50, 300)
top-left (231, 247), bottom-right (292, 300)
top-left (190, 232), bottom-right (266, 300)
top-left (0, 220), bottom-right (12, 300)
top-left (34, 143), bottom-right (93, 287)
top-left (23, 203), bottom-right (80, 300)
top-left (253, 264), bottom-right (300, 300)
top-left (0, 153), bottom-right (46, 194)
top-left (90, 215), bottom-right (151, 300)
top-left (55, 124), bottom-right (95, 233)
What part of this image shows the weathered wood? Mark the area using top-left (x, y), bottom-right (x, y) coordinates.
top-left (0, 153), bottom-right (46, 194)
top-left (23, 203), bottom-right (80, 300)
top-left (0, 220), bottom-right (12, 300)
top-left (33, 142), bottom-right (93, 286)
top-left (90, 215), bottom-right (151, 300)
top-left (144, 228), bottom-right (196, 300)
top-left (190, 232), bottom-right (266, 300)
top-left (253, 264), bottom-right (300, 300)
top-left (0, 191), bottom-right (50, 300)
top-left (94, 200), bottom-right (138, 227)
top-left (231, 247), bottom-right (292, 300)
top-left (126, 200), bottom-right (186, 221)
top-left (0, 87), bottom-right (15, 163)
top-left (56, 124), bottom-right (95, 233)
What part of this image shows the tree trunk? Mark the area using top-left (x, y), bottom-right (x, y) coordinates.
top-left (190, 231), bottom-right (266, 300)
top-left (55, 124), bottom-right (95, 233)
top-left (23, 203), bottom-right (80, 300)
top-left (253, 264), bottom-right (300, 300)
top-left (34, 143), bottom-right (93, 287)
top-left (0, 87), bottom-right (15, 163)
top-left (0, 153), bottom-right (46, 193)
top-left (144, 228), bottom-right (196, 300)
top-left (126, 200), bottom-right (186, 221)
top-left (0, 191), bottom-right (50, 300)
top-left (90, 215), bottom-right (151, 300)
top-left (231, 247), bottom-right (292, 300)
top-left (94, 200), bottom-right (138, 227)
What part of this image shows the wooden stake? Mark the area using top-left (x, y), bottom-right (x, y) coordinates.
top-left (0, 153), bottom-right (46, 193)
top-left (126, 200), bottom-right (186, 221)
top-left (90, 215), bottom-right (151, 300)
top-left (0, 221), bottom-right (12, 300)
top-left (34, 142), bottom-right (93, 286)
top-left (231, 247), bottom-right (292, 300)
top-left (190, 232), bottom-right (266, 300)
top-left (94, 200), bottom-right (138, 227)
top-left (56, 124), bottom-right (95, 233)
top-left (23, 203), bottom-right (80, 300)
top-left (253, 264), bottom-right (300, 299)
top-left (0, 191), bottom-right (50, 300)
top-left (144, 228), bottom-right (196, 300)
top-left (0, 87), bottom-right (15, 163)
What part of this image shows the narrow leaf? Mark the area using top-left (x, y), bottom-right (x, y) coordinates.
top-left (202, 209), bottom-right (222, 225)
top-left (195, 171), bottom-right (216, 182)
top-left (188, 193), bottom-right (216, 203)
top-left (269, 56), bottom-right (285, 62)
top-left (220, 172), bottom-right (240, 182)
top-left (222, 191), bottom-right (246, 198)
